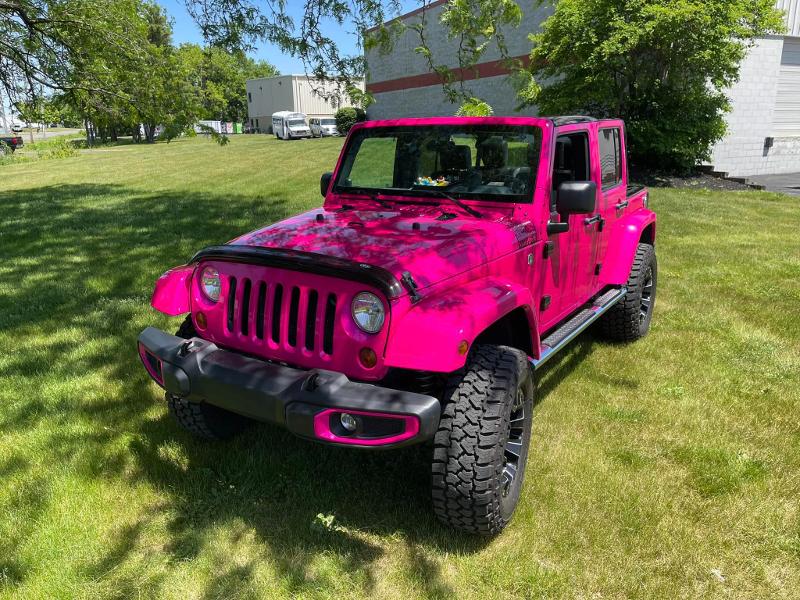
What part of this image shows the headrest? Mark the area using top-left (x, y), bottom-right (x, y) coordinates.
top-left (478, 137), bottom-right (508, 169)
top-left (441, 143), bottom-right (472, 171)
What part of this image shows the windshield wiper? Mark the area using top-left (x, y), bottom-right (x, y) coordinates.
top-left (423, 189), bottom-right (483, 218)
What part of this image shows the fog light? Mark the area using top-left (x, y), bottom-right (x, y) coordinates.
top-left (359, 347), bottom-right (377, 368)
top-left (195, 311), bottom-right (207, 329)
top-left (340, 412), bottom-right (358, 433)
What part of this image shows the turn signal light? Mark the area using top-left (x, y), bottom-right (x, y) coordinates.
top-left (359, 347), bottom-right (377, 368)
top-left (195, 312), bottom-right (207, 329)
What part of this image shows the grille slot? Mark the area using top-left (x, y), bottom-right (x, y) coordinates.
top-left (323, 293), bottom-right (337, 355)
top-left (305, 290), bottom-right (318, 350)
top-left (227, 276), bottom-right (237, 332)
top-left (271, 284), bottom-right (283, 343)
top-left (255, 282), bottom-right (266, 339)
top-left (240, 279), bottom-right (252, 335)
top-left (288, 287), bottom-right (300, 347)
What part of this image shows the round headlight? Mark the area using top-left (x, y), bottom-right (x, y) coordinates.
top-left (351, 292), bottom-right (385, 333)
top-left (200, 266), bottom-right (221, 302)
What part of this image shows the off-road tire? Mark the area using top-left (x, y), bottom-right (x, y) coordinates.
top-left (432, 345), bottom-right (534, 535)
top-left (597, 243), bottom-right (657, 342)
top-left (166, 316), bottom-right (250, 441)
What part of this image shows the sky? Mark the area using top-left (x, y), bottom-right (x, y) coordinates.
top-left (157, 0), bottom-right (418, 75)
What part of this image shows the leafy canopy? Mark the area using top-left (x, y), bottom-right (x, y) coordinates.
top-left (520, 0), bottom-right (785, 169)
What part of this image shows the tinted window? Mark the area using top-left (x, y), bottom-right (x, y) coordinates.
top-left (599, 128), bottom-right (622, 189)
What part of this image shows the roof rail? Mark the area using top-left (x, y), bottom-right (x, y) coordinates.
top-left (551, 115), bottom-right (597, 126)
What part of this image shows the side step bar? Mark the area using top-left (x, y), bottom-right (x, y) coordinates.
top-left (530, 287), bottom-right (627, 371)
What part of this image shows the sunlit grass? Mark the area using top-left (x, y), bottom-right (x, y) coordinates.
top-left (1, 135), bottom-right (798, 598)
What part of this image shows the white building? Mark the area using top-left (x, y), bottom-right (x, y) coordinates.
top-left (246, 75), bottom-right (364, 133)
top-left (364, 0), bottom-right (800, 176)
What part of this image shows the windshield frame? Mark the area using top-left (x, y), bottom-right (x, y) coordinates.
top-left (332, 124), bottom-right (543, 205)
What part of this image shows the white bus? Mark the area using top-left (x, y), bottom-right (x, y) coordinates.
top-left (271, 111), bottom-right (311, 139)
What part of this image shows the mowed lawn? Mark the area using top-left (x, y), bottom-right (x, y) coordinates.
top-left (1, 135), bottom-right (798, 599)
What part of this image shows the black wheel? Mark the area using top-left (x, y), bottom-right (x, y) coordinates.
top-left (166, 317), bottom-right (250, 440)
top-left (432, 345), bottom-right (534, 535)
top-left (597, 242), bottom-right (657, 342)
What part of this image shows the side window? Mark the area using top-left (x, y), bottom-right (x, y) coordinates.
top-left (248, 92), bottom-right (252, 102)
top-left (599, 128), bottom-right (622, 189)
top-left (553, 132), bottom-right (591, 191)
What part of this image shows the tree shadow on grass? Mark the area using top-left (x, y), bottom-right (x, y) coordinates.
top-left (1, 182), bottom-right (618, 596)
top-left (0, 183), bottom-right (486, 597)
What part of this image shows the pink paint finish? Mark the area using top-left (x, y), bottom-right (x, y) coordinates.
top-left (313, 408), bottom-right (421, 446)
top-left (151, 265), bottom-right (194, 316)
top-left (601, 206), bottom-right (656, 287)
top-left (385, 277), bottom-right (538, 371)
top-left (192, 259), bottom-right (393, 380)
top-left (147, 116), bottom-right (656, 379)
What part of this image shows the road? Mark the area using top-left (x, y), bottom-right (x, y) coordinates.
top-left (748, 172), bottom-right (800, 197)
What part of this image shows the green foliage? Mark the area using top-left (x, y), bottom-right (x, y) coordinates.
top-left (335, 106), bottom-right (366, 134)
top-left (176, 44), bottom-right (279, 122)
top-left (523, 0), bottom-right (785, 170)
top-left (34, 136), bottom-right (79, 160)
top-left (455, 98), bottom-right (494, 117)
top-left (197, 124), bottom-right (230, 146)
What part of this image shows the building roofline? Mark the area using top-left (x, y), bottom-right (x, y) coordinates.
top-left (365, 0), bottom-right (449, 34)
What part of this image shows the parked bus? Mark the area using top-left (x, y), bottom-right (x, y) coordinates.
top-left (271, 112), bottom-right (311, 140)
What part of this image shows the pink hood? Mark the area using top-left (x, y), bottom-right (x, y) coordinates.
top-left (230, 205), bottom-right (535, 291)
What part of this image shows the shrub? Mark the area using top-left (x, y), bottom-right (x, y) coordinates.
top-left (521, 0), bottom-right (785, 170)
top-left (35, 136), bottom-right (79, 160)
top-left (334, 107), bottom-right (366, 134)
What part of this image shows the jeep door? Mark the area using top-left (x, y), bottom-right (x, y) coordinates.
top-left (540, 126), bottom-right (602, 329)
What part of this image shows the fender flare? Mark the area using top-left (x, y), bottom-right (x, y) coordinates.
top-left (601, 209), bottom-right (657, 286)
top-left (151, 265), bottom-right (194, 315)
top-left (384, 278), bottom-right (539, 373)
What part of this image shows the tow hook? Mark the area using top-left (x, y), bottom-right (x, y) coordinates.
top-left (178, 339), bottom-right (197, 357)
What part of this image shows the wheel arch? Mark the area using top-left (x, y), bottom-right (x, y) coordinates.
top-left (600, 209), bottom-right (657, 286)
top-left (384, 278), bottom-right (540, 373)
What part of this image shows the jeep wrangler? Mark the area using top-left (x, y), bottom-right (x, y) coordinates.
top-left (138, 116), bottom-right (657, 535)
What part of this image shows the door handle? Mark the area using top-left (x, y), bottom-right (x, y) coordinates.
top-left (584, 214), bottom-right (602, 226)
top-left (615, 200), bottom-right (629, 210)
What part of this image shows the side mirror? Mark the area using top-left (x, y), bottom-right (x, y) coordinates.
top-left (320, 172), bottom-right (333, 197)
top-left (556, 181), bottom-right (596, 214)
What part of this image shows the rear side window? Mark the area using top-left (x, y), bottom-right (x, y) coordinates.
top-left (599, 128), bottom-right (622, 189)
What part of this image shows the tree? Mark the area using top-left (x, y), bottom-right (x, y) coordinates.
top-left (183, 0), bottom-right (524, 107)
top-left (177, 43), bottom-right (278, 122)
top-left (519, 0), bottom-right (785, 170)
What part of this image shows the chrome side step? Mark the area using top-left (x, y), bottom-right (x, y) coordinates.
top-left (530, 287), bottom-right (627, 371)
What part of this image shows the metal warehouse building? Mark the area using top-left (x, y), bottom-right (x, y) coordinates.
top-left (246, 75), bottom-right (364, 134)
top-left (365, 0), bottom-right (800, 176)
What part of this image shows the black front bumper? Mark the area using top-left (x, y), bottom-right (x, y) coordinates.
top-left (137, 327), bottom-right (440, 448)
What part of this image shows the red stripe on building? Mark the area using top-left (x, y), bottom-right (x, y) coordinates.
top-left (366, 54), bottom-right (531, 94)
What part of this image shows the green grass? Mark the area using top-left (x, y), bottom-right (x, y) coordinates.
top-left (1, 135), bottom-right (799, 599)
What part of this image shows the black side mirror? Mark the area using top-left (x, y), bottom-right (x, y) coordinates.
top-left (320, 172), bottom-right (333, 197)
top-left (556, 181), bottom-right (596, 214)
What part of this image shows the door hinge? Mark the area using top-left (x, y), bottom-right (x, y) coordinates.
top-left (540, 295), bottom-right (551, 311)
top-left (595, 263), bottom-right (602, 275)
top-left (543, 241), bottom-right (555, 259)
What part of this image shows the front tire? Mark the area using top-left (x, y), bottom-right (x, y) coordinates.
top-left (432, 345), bottom-right (534, 535)
top-left (167, 317), bottom-right (250, 440)
top-left (597, 242), bottom-right (657, 342)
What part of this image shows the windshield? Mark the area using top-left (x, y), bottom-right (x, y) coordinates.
top-left (334, 125), bottom-right (542, 203)
top-left (289, 119), bottom-right (307, 127)
top-left (321, 119), bottom-right (336, 126)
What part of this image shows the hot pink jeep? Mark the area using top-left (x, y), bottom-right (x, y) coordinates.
top-left (138, 116), bottom-right (656, 535)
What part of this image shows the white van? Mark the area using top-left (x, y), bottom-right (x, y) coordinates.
top-left (271, 111), bottom-right (311, 139)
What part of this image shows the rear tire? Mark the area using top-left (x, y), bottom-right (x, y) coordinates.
top-left (432, 345), bottom-right (534, 535)
top-left (597, 242), bottom-right (657, 342)
top-left (167, 317), bottom-right (250, 440)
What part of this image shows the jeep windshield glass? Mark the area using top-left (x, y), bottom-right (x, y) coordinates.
top-left (333, 125), bottom-right (543, 203)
